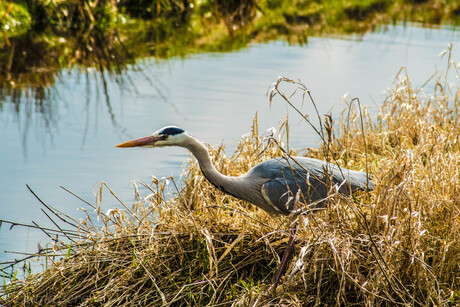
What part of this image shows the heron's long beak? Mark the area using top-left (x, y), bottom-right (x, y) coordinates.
top-left (116, 136), bottom-right (161, 148)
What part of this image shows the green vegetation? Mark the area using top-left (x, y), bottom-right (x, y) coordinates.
top-left (5, 0), bottom-right (460, 40)
top-left (1, 51), bottom-right (459, 305)
top-left (0, 2), bottom-right (30, 35)
top-left (1, 0), bottom-right (460, 95)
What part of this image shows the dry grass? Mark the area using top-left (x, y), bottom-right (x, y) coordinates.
top-left (2, 48), bottom-right (460, 306)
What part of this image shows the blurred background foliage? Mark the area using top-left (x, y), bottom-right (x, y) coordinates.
top-left (1, 0), bottom-right (460, 92)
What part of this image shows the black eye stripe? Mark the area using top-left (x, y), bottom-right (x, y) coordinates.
top-left (160, 127), bottom-right (185, 136)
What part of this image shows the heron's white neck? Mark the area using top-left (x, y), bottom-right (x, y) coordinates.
top-left (180, 135), bottom-right (278, 214)
top-left (183, 136), bottom-right (242, 197)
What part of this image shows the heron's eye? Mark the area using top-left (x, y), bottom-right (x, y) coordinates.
top-left (159, 134), bottom-right (168, 140)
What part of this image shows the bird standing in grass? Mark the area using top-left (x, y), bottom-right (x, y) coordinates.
top-left (116, 126), bottom-right (375, 286)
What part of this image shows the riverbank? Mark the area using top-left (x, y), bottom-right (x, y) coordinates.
top-left (2, 0), bottom-right (460, 93)
top-left (1, 51), bottom-right (459, 304)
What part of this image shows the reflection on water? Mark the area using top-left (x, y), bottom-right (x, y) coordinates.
top-left (0, 24), bottom-right (459, 273)
top-left (0, 29), bottom-right (135, 100)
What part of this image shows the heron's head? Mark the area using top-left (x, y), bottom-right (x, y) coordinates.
top-left (116, 126), bottom-right (188, 148)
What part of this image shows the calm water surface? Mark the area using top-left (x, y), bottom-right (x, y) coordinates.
top-left (1, 24), bottom-right (459, 267)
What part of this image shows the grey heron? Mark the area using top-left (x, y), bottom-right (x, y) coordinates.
top-left (116, 126), bottom-right (375, 285)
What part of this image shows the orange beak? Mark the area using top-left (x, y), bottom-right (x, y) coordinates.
top-left (115, 135), bottom-right (162, 148)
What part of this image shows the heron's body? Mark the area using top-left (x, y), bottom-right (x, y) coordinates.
top-left (117, 126), bottom-right (375, 215)
top-left (233, 156), bottom-right (373, 215)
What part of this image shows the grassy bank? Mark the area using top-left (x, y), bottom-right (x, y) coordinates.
top-left (4, 0), bottom-right (460, 38)
top-left (2, 0), bottom-right (460, 95)
top-left (1, 49), bottom-right (459, 305)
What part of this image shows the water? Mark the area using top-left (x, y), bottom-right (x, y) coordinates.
top-left (0, 24), bottom-right (459, 270)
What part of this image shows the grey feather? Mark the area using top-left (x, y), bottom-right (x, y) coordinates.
top-left (245, 157), bottom-right (375, 215)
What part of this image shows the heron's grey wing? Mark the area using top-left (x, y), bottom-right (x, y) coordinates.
top-left (251, 156), bottom-right (375, 214)
top-left (260, 164), bottom-right (331, 214)
top-left (335, 167), bottom-right (376, 192)
top-left (293, 157), bottom-right (375, 194)
top-left (260, 178), bottom-right (299, 214)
